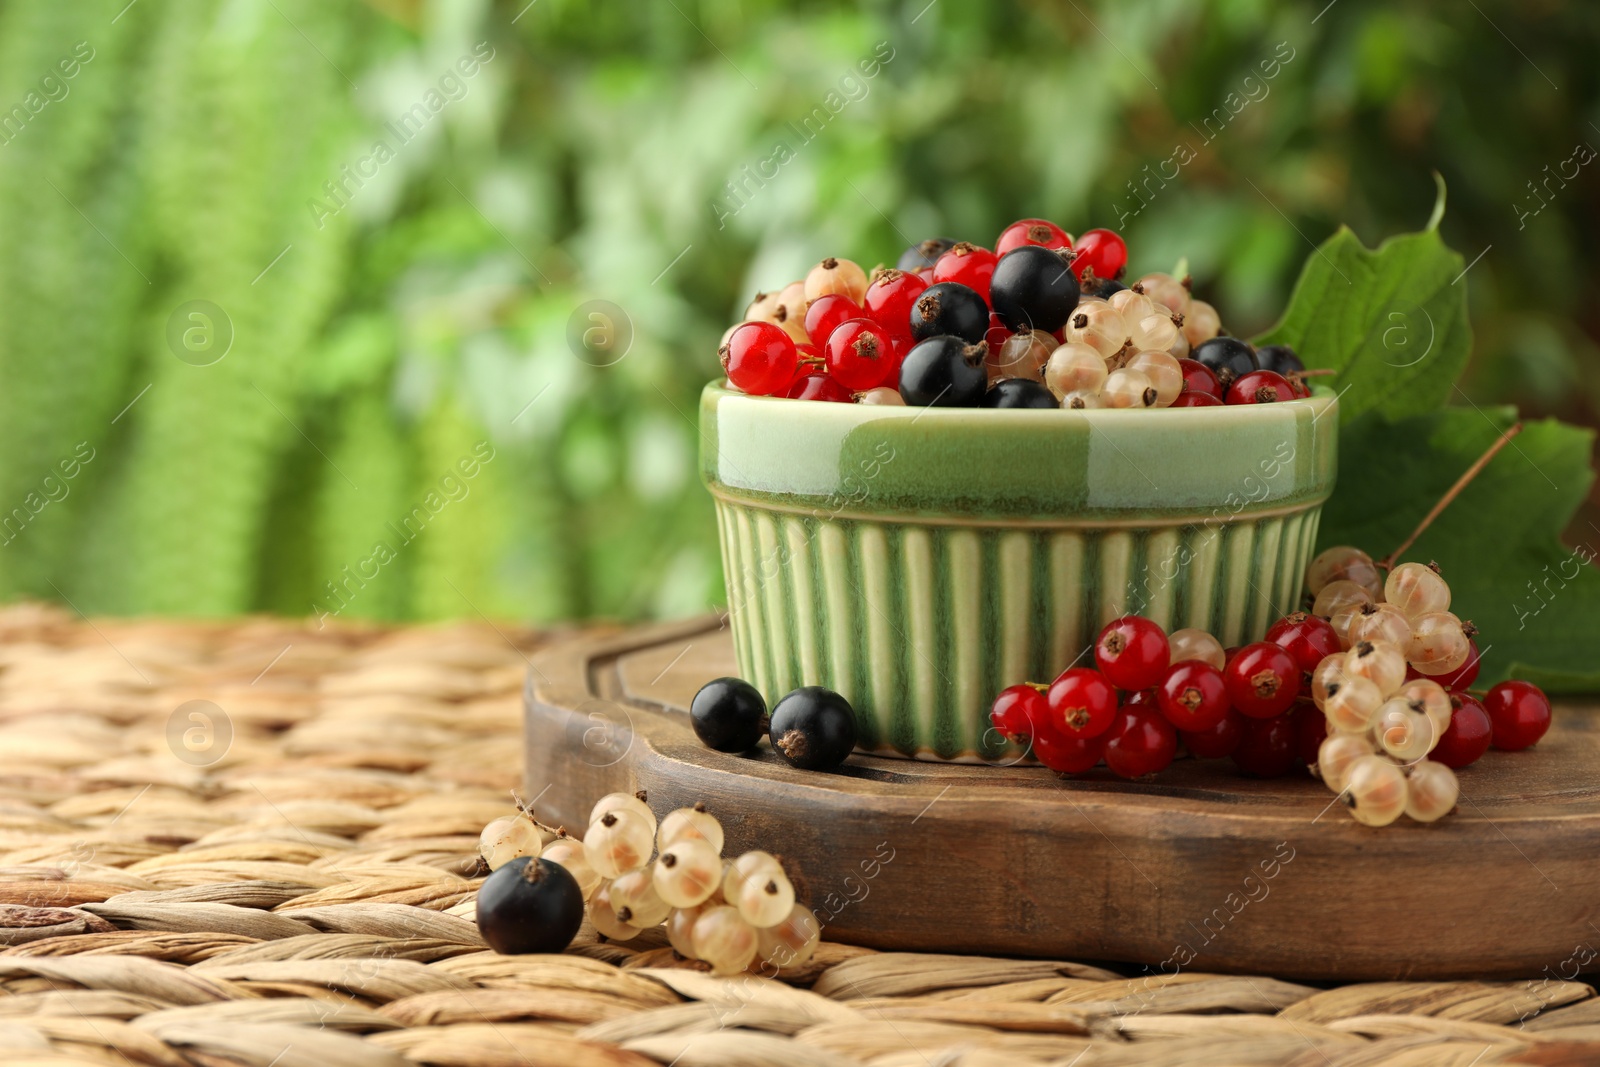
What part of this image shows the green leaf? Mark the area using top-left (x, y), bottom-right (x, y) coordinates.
top-left (1255, 189), bottom-right (1471, 425)
top-left (1317, 407), bottom-right (1600, 692)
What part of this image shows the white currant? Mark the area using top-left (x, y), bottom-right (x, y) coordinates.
top-left (692, 905), bottom-right (760, 975)
top-left (1343, 755), bottom-right (1408, 827)
top-left (585, 809), bottom-right (654, 880)
top-left (1405, 760), bottom-right (1460, 823)
top-left (1385, 561), bottom-right (1451, 619)
top-left (653, 839), bottom-right (722, 907)
top-left (658, 804), bottom-right (724, 855)
top-left (478, 814), bottom-right (543, 872)
top-left (1169, 628), bottom-right (1226, 670)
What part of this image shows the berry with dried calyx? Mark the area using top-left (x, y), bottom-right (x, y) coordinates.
top-left (1043, 342), bottom-right (1107, 398)
top-left (1223, 642), bottom-right (1301, 718)
top-left (1342, 755), bottom-right (1408, 827)
top-left (1094, 616), bottom-right (1171, 691)
top-left (479, 813), bottom-right (543, 872)
top-left (1305, 545), bottom-right (1384, 600)
top-left (932, 242), bottom-right (999, 301)
top-left (1061, 388), bottom-right (1104, 410)
top-left (804, 257), bottom-right (868, 303)
top-left (897, 237), bottom-right (958, 272)
top-left (1323, 673), bottom-right (1383, 734)
top-left (585, 808), bottom-right (654, 879)
top-left (899, 336), bottom-right (988, 407)
top-left (1265, 612), bottom-right (1342, 677)
top-left (1344, 640), bottom-right (1407, 697)
top-left (996, 218), bottom-right (1072, 255)
top-left (910, 281), bottom-right (990, 344)
top-left (1065, 302), bottom-right (1130, 359)
top-left (1156, 661), bottom-right (1230, 731)
top-left (1407, 612), bottom-right (1472, 676)
top-left (653, 837), bottom-right (722, 907)
top-left (769, 686), bottom-right (857, 770)
top-left (1131, 271), bottom-right (1189, 314)
top-left (1385, 561), bottom-right (1451, 619)
top-left (1190, 336), bottom-right (1257, 388)
top-left (989, 245), bottom-right (1081, 333)
top-left (1126, 350), bottom-right (1183, 406)
top-left (1070, 228), bottom-right (1128, 281)
top-left (609, 865), bottom-right (672, 929)
top-left (1348, 603), bottom-right (1413, 649)
top-left (1046, 667), bottom-right (1118, 738)
top-left (1315, 731), bottom-right (1374, 793)
top-left (659, 803), bottom-right (725, 854)
top-left (990, 683), bottom-right (1046, 744)
top-left (1404, 760), bottom-right (1459, 822)
top-left (989, 328), bottom-right (1056, 382)
top-left (804, 293), bottom-right (863, 348)
top-left (721, 322), bottom-right (799, 396)
top-left (1225, 369), bottom-right (1295, 405)
top-left (862, 268), bottom-right (928, 340)
top-left (1176, 357), bottom-right (1222, 399)
top-left (693, 904), bottom-right (760, 975)
top-left (1103, 367), bottom-right (1159, 409)
top-left (476, 857), bottom-right (585, 955)
top-left (824, 318), bottom-right (898, 391)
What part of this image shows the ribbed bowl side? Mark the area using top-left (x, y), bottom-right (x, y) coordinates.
top-left (715, 501), bottom-right (1323, 760)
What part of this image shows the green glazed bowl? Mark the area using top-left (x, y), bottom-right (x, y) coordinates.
top-left (699, 381), bottom-right (1338, 761)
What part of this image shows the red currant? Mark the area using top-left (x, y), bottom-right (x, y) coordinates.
top-left (1231, 714), bottom-right (1298, 778)
top-left (1169, 391), bottom-right (1223, 408)
top-left (995, 218), bottom-right (1072, 256)
top-left (1155, 662), bottom-right (1229, 731)
top-left (1046, 667), bottom-right (1117, 738)
top-left (785, 373), bottom-right (852, 403)
top-left (862, 269), bottom-right (928, 341)
top-left (1177, 357), bottom-right (1222, 398)
top-left (1182, 708), bottom-right (1244, 759)
top-left (1094, 616), bottom-right (1171, 691)
top-left (989, 684), bottom-right (1044, 745)
top-left (1070, 228), bottom-right (1127, 282)
top-left (1288, 374), bottom-right (1312, 399)
top-left (1033, 728), bottom-right (1105, 774)
top-left (804, 294), bottom-right (862, 348)
top-left (1264, 612), bottom-right (1342, 676)
top-left (1123, 688), bottom-right (1157, 708)
top-left (1291, 702), bottom-right (1326, 766)
top-left (721, 322), bottom-right (798, 396)
top-left (984, 313), bottom-right (1011, 359)
top-left (1433, 693), bottom-right (1492, 769)
top-left (1225, 369), bottom-right (1295, 406)
top-left (1484, 680), bottom-right (1551, 751)
top-left (1103, 706), bottom-right (1177, 778)
top-left (1431, 638), bottom-right (1482, 691)
top-left (1223, 642), bottom-right (1301, 718)
top-left (932, 242), bottom-right (998, 302)
top-left (824, 318), bottom-right (897, 391)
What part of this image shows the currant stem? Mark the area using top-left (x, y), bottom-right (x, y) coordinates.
top-left (1380, 422), bottom-right (1523, 570)
top-left (1295, 368), bottom-right (1337, 378)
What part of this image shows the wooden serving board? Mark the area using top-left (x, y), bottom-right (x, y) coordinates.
top-left (524, 616), bottom-right (1600, 982)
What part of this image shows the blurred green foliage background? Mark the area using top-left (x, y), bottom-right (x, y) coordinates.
top-left (0, 0), bottom-right (1594, 623)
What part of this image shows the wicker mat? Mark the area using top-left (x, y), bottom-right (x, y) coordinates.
top-left (0, 603), bottom-right (1594, 1067)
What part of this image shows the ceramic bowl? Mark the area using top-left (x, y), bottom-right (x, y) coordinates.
top-left (700, 381), bottom-right (1338, 760)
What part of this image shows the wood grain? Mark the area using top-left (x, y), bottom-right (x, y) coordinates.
top-left (524, 616), bottom-right (1600, 982)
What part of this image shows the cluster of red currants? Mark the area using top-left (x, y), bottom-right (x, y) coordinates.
top-left (987, 614), bottom-right (1330, 779)
top-left (718, 219), bottom-right (1317, 409)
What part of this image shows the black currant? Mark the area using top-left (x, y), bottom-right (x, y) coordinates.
top-left (1082, 274), bottom-right (1126, 299)
top-left (988, 245), bottom-right (1080, 333)
top-left (690, 677), bottom-right (768, 752)
top-left (982, 378), bottom-right (1058, 409)
top-left (1191, 336), bottom-right (1259, 388)
top-left (769, 686), bottom-right (857, 771)
top-left (1255, 343), bottom-right (1305, 376)
top-left (908, 282), bottom-right (989, 344)
top-left (898, 336), bottom-right (988, 407)
top-left (896, 237), bottom-right (957, 272)
top-left (475, 856), bottom-right (585, 954)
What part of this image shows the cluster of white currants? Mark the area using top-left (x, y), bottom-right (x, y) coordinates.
top-left (1304, 548), bottom-right (1468, 825)
top-left (478, 794), bottom-right (820, 976)
top-left (1019, 273), bottom-right (1220, 409)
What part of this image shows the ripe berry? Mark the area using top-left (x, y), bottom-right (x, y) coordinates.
top-left (983, 313), bottom-right (1012, 359)
top-left (1231, 714), bottom-right (1298, 778)
top-left (475, 857), bottom-right (586, 955)
top-left (1182, 708), bottom-right (1245, 759)
top-left (862, 269), bottom-right (928, 340)
top-left (1191, 336), bottom-right (1258, 388)
top-left (804, 293), bottom-right (862, 347)
top-left (1433, 693), bottom-right (1493, 768)
top-left (909, 282), bottom-right (989, 344)
top-left (690, 677), bottom-right (768, 753)
top-left (989, 245), bottom-right (1081, 333)
top-left (1033, 728), bottom-right (1106, 773)
top-left (1095, 616), bottom-right (1171, 691)
top-left (932, 242), bottom-right (999, 301)
top-left (1223, 642), bottom-right (1301, 718)
top-left (1226, 369), bottom-right (1295, 406)
top-left (1169, 391), bottom-right (1223, 407)
top-left (896, 237), bottom-right (957, 272)
top-left (899, 336), bottom-right (988, 407)
top-left (824, 318), bottom-right (897, 391)
top-left (1103, 706), bottom-right (1177, 778)
top-left (786, 373), bottom-right (852, 403)
top-left (996, 218), bottom-right (1072, 255)
top-left (1254, 343), bottom-right (1304, 376)
top-left (1432, 638), bottom-right (1482, 691)
top-left (982, 378), bottom-right (1057, 409)
top-left (1484, 680), bottom-right (1551, 752)
top-left (721, 322), bottom-right (798, 396)
top-left (1264, 612), bottom-right (1342, 676)
top-left (804, 257), bottom-right (868, 303)
top-left (1177, 357), bottom-right (1222, 398)
top-left (990, 684), bottom-right (1045, 744)
top-left (1156, 661), bottom-right (1230, 731)
top-left (1292, 702), bottom-right (1327, 765)
top-left (1046, 667), bottom-right (1118, 738)
top-left (1070, 228), bottom-right (1128, 281)
top-left (769, 686), bottom-right (857, 770)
